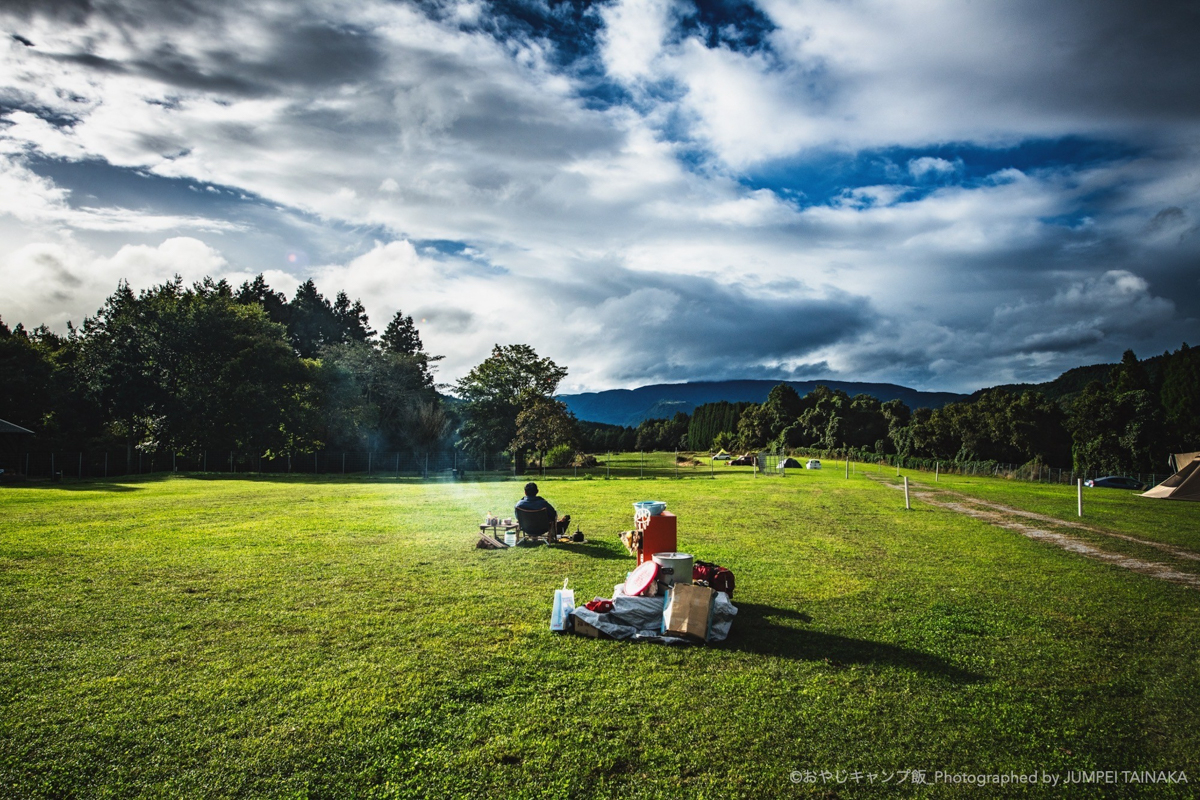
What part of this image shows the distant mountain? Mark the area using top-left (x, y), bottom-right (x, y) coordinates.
top-left (559, 379), bottom-right (968, 427)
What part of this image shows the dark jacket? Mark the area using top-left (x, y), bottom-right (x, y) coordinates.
top-left (516, 495), bottom-right (556, 520)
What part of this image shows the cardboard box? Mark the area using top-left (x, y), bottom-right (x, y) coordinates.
top-left (662, 583), bottom-right (715, 641)
top-left (573, 614), bottom-right (608, 639)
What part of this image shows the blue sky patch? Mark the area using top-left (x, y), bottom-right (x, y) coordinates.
top-left (741, 137), bottom-right (1141, 208)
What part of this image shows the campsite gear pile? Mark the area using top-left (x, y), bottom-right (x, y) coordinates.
top-left (556, 501), bottom-right (738, 645)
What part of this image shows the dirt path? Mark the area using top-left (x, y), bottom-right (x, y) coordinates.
top-left (874, 477), bottom-right (1200, 590)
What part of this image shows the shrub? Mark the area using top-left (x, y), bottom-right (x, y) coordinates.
top-left (546, 444), bottom-right (574, 468)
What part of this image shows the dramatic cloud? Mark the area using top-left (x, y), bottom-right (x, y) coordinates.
top-left (0, 0), bottom-right (1197, 392)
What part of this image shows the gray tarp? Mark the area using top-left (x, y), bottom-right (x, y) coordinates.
top-left (571, 585), bottom-right (737, 644)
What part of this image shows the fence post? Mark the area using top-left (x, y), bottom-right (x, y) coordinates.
top-left (1077, 478), bottom-right (1083, 517)
top-left (845, 457), bottom-right (849, 479)
top-left (904, 476), bottom-right (911, 510)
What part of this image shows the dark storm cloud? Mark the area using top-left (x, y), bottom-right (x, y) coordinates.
top-left (538, 264), bottom-right (875, 383)
top-left (29, 13), bottom-right (385, 98)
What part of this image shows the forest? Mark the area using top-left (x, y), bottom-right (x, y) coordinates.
top-left (0, 276), bottom-right (448, 463)
top-left (612, 348), bottom-right (1200, 474)
top-left (2, 276), bottom-right (1198, 475)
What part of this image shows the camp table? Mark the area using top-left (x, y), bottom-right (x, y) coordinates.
top-left (478, 520), bottom-right (521, 548)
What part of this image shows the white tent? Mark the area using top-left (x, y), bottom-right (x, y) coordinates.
top-left (1141, 452), bottom-right (1200, 501)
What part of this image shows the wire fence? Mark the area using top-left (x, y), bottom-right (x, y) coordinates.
top-left (0, 449), bottom-right (511, 481)
top-left (0, 447), bottom-right (1171, 489)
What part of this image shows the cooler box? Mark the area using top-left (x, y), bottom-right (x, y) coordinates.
top-left (636, 511), bottom-right (677, 565)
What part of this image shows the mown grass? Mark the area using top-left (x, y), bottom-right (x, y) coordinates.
top-left (2, 467), bottom-right (1199, 798)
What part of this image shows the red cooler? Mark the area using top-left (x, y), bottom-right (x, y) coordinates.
top-left (637, 511), bottom-right (677, 565)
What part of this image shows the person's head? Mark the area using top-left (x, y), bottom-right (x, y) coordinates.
top-left (524, 482), bottom-right (539, 498)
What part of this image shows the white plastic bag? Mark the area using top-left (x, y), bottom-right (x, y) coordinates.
top-left (550, 579), bottom-right (575, 631)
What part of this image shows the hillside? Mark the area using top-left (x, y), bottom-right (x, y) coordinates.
top-left (559, 379), bottom-right (967, 427)
top-left (973, 352), bottom-right (1170, 402)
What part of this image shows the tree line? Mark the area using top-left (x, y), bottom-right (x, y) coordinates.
top-left (609, 346), bottom-right (1200, 474)
top-left (1, 276), bottom-right (447, 464)
top-left (4, 273), bottom-right (1196, 477)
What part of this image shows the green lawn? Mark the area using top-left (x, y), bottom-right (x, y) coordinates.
top-left (2, 468), bottom-right (1199, 797)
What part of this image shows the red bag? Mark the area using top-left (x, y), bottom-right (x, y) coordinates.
top-left (692, 560), bottom-right (734, 598)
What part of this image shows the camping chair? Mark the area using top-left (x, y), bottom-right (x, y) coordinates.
top-left (514, 506), bottom-right (560, 543)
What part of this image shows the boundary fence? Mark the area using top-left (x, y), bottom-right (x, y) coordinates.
top-left (0, 449), bottom-right (510, 481)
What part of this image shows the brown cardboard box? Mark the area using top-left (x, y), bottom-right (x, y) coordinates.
top-left (662, 583), bottom-right (715, 641)
top-left (573, 615), bottom-right (608, 639)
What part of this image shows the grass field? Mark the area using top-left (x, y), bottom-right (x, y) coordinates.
top-left (2, 465), bottom-right (1199, 797)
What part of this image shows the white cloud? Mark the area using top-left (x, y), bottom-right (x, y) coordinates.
top-left (908, 157), bottom-right (958, 178)
top-left (598, 0), bottom-right (678, 84)
top-left (1, 237), bottom-right (229, 329)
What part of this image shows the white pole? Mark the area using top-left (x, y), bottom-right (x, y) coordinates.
top-left (935, 462), bottom-right (939, 482)
top-left (845, 457), bottom-right (849, 479)
top-left (1077, 478), bottom-right (1083, 517)
top-left (904, 476), bottom-right (911, 510)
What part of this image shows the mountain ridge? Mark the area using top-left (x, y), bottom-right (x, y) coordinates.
top-left (559, 379), bottom-right (968, 427)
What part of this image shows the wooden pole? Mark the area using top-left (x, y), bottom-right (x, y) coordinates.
top-left (935, 462), bottom-right (939, 482)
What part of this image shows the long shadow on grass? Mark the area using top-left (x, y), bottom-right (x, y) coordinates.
top-left (724, 603), bottom-right (985, 683)
top-left (0, 479), bottom-right (142, 491)
top-left (553, 540), bottom-right (629, 560)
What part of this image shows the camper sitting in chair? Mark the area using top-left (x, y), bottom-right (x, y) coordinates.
top-left (515, 482), bottom-right (570, 540)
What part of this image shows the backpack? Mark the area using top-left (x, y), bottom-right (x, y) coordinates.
top-left (692, 560), bottom-right (735, 598)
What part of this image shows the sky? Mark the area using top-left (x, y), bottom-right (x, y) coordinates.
top-left (1, 0), bottom-right (1198, 394)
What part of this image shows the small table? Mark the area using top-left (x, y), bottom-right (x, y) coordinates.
top-left (478, 521), bottom-right (521, 548)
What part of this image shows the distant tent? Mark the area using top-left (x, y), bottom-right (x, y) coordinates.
top-left (777, 457), bottom-right (803, 469)
top-left (0, 418), bottom-right (34, 435)
top-left (1141, 452), bottom-right (1200, 501)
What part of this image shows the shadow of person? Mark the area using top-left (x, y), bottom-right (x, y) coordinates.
top-left (720, 602), bottom-right (985, 684)
top-left (553, 540), bottom-right (629, 560)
